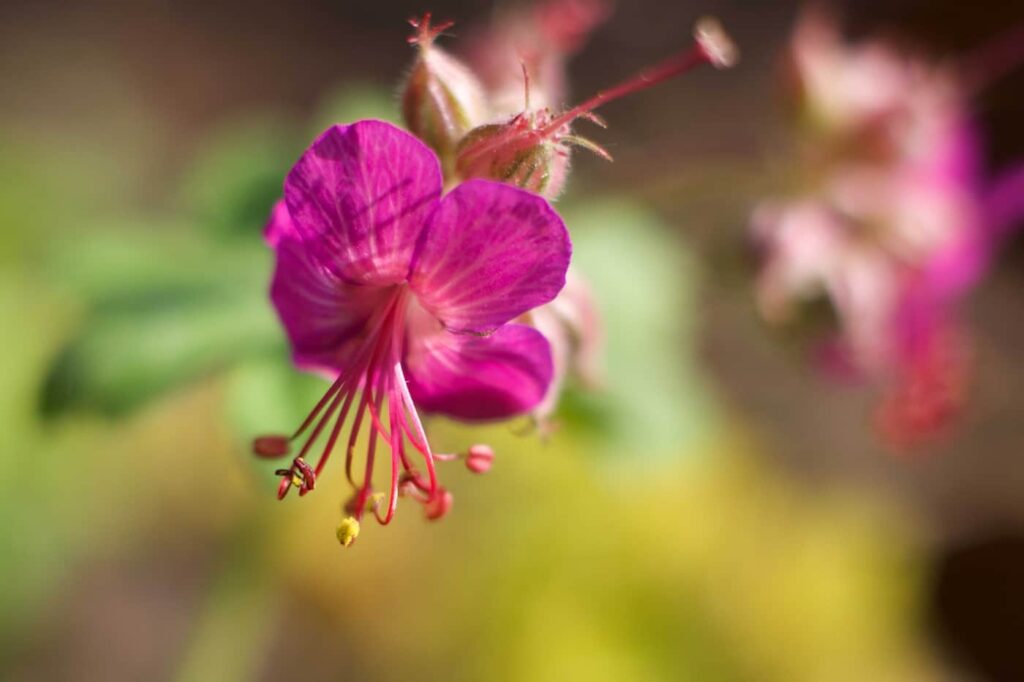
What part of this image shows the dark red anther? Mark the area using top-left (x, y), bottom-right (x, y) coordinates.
top-left (274, 456), bottom-right (316, 499)
top-left (292, 457), bottom-right (316, 494)
top-left (276, 474), bottom-right (293, 500)
top-left (253, 435), bottom-right (290, 458)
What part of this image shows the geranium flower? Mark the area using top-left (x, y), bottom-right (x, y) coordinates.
top-left (254, 120), bottom-right (571, 543)
top-left (751, 9), bottom-right (1024, 449)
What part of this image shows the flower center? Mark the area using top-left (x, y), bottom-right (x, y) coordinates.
top-left (254, 285), bottom-right (497, 544)
top-left (256, 285), bottom-right (447, 534)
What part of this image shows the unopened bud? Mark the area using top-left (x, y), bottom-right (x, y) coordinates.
top-left (465, 444), bottom-right (495, 474)
top-left (424, 487), bottom-right (454, 521)
top-left (253, 435), bottom-right (290, 458)
top-left (402, 14), bottom-right (487, 174)
top-left (454, 116), bottom-right (576, 199)
top-left (336, 516), bottom-right (361, 547)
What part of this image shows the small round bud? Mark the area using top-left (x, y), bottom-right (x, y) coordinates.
top-left (424, 488), bottom-right (454, 521)
top-left (336, 516), bottom-right (361, 547)
top-left (694, 17), bottom-right (739, 69)
top-left (455, 118), bottom-right (572, 199)
top-left (465, 444), bottom-right (495, 474)
top-left (253, 435), bottom-right (290, 458)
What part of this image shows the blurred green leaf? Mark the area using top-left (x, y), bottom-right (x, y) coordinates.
top-left (180, 116), bottom-right (300, 240)
top-left (225, 358), bottom-right (328, 445)
top-left (223, 357), bottom-right (331, 485)
top-left (41, 285), bottom-right (281, 417)
top-left (310, 83), bottom-right (399, 134)
top-left (45, 221), bottom-right (269, 307)
top-left (556, 199), bottom-right (721, 463)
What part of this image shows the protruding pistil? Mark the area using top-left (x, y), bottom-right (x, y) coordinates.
top-left (454, 18), bottom-right (739, 198)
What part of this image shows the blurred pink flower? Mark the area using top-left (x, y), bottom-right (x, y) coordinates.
top-left (752, 9), bottom-right (1024, 449)
top-left (523, 268), bottom-right (604, 425)
top-left (464, 0), bottom-right (613, 119)
top-left (255, 120), bottom-right (570, 541)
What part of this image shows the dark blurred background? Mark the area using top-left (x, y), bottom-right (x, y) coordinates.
top-left (1, 1), bottom-right (1023, 680)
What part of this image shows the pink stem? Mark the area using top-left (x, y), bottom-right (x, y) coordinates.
top-left (289, 372), bottom-right (345, 441)
top-left (292, 380), bottom-right (347, 463)
top-left (314, 385), bottom-right (358, 477)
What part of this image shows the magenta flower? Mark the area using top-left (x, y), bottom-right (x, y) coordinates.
top-left (255, 120), bottom-right (571, 543)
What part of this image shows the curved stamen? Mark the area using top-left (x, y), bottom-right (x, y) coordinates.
top-left (375, 371), bottom-right (403, 525)
top-left (261, 283), bottom-right (460, 538)
top-left (394, 359), bottom-right (439, 497)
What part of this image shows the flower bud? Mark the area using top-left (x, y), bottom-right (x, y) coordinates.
top-left (402, 14), bottom-right (488, 175)
top-left (454, 113), bottom-right (580, 199)
top-left (465, 444), bottom-right (495, 474)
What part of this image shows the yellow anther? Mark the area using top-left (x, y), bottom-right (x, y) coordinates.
top-left (336, 516), bottom-right (361, 548)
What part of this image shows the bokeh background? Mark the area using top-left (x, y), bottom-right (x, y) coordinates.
top-left (2, 0), bottom-right (1023, 680)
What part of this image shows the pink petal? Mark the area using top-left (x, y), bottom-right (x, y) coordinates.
top-left (264, 199), bottom-right (298, 247)
top-left (409, 179), bottom-right (571, 334)
top-left (268, 200), bottom-right (392, 373)
top-left (404, 323), bottom-right (554, 421)
top-left (284, 120), bottom-right (442, 285)
top-left (986, 163), bottom-right (1024, 240)
top-left (527, 270), bottom-right (604, 420)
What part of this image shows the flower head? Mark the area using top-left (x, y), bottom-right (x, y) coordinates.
top-left (256, 120), bottom-right (571, 541)
top-left (752, 10), bottom-right (1024, 448)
